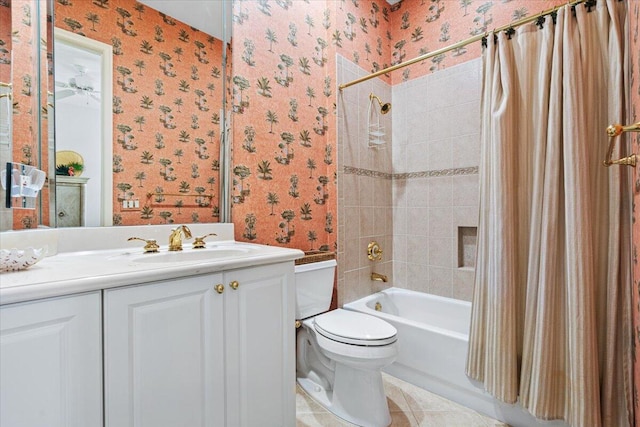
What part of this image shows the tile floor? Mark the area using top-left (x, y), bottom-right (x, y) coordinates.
top-left (296, 373), bottom-right (508, 427)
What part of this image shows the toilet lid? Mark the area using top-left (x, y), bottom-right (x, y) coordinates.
top-left (313, 309), bottom-right (397, 346)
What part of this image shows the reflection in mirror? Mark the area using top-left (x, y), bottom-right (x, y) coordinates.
top-left (52, 0), bottom-right (226, 227)
top-left (1, 162), bottom-right (46, 209)
top-left (54, 28), bottom-right (113, 227)
top-left (0, 0), bottom-right (51, 231)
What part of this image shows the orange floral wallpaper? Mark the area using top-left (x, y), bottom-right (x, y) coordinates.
top-left (7, 0), bottom-right (50, 229)
top-left (55, 0), bottom-right (225, 226)
top-left (333, 0), bottom-right (393, 84)
top-left (629, 0), bottom-right (640, 422)
top-left (230, 0), bottom-right (337, 251)
top-left (388, 0), bottom-right (570, 84)
top-left (0, 2), bottom-right (11, 95)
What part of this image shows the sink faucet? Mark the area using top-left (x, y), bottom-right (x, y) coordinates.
top-left (168, 225), bottom-right (192, 251)
top-left (371, 272), bottom-right (388, 282)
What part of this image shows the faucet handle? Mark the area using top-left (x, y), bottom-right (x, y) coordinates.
top-left (193, 233), bottom-right (218, 249)
top-left (367, 241), bottom-right (383, 261)
top-left (128, 237), bottom-right (160, 253)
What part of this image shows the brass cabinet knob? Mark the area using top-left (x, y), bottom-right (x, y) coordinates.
top-left (230, 280), bottom-right (239, 290)
top-left (215, 284), bottom-right (224, 294)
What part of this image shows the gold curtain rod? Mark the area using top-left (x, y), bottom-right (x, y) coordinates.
top-left (339, 0), bottom-right (588, 91)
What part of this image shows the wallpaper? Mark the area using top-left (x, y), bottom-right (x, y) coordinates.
top-left (630, 0), bottom-right (640, 422)
top-left (333, 0), bottom-right (393, 84)
top-left (55, 0), bottom-right (225, 226)
top-left (330, 0), bottom-right (570, 85)
top-left (5, 0), bottom-right (50, 229)
top-left (230, 0), bottom-right (337, 251)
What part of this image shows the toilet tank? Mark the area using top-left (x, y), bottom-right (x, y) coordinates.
top-left (294, 259), bottom-right (337, 320)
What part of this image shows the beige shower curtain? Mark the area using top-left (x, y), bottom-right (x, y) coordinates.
top-left (466, 1), bottom-right (633, 426)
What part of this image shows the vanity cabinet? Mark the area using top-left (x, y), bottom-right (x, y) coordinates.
top-left (104, 262), bottom-right (295, 427)
top-left (0, 292), bottom-right (103, 427)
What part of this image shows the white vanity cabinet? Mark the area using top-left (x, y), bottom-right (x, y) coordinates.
top-left (104, 261), bottom-right (296, 427)
top-left (0, 292), bottom-right (103, 427)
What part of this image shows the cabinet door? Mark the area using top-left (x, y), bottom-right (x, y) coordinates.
top-left (0, 292), bottom-right (103, 427)
top-left (224, 262), bottom-right (296, 427)
top-left (104, 274), bottom-right (225, 427)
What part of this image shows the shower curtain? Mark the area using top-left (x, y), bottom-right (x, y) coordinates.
top-left (466, 1), bottom-right (633, 426)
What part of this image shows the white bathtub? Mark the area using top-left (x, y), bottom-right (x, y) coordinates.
top-left (344, 288), bottom-right (568, 427)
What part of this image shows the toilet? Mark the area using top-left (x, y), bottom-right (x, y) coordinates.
top-left (295, 259), bottom-right (398, 427)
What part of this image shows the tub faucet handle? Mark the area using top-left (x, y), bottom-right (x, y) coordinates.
top-left (367, 241), bottom-right (383, 261)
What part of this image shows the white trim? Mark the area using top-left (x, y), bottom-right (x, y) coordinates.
top-left (54, 29), bottom-right (113, 226)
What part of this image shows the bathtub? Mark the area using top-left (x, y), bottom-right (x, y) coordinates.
top-left (344, 288), bottom-right (568, 427)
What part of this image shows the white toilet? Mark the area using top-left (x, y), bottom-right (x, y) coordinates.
top-left (295, 259), bottom-right (398, 427)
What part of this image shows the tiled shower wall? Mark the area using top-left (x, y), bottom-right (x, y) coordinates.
top-left (392, 59), bottom-right (481, 301)
top-left (337, 56), bottom-right (481, 306)
top-left (337, 55), bottom-right (393, 307)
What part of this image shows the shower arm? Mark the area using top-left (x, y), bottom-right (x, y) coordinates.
top-left (370, 93), bottom-right (383, 106)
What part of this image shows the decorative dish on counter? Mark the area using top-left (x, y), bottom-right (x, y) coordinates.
top-left (0, 247), bottom-right (47, 272)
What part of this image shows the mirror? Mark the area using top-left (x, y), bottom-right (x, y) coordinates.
top-left (0, 0), bottom-right (231, 231)
top-left (0, 0), bottom-right (51, 231)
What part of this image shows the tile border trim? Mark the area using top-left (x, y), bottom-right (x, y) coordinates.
top-left (343, 166), bottom-right (478, 180)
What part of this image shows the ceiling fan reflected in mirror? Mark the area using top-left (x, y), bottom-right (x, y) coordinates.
top-left (55, 64), bottom-right (101, 102)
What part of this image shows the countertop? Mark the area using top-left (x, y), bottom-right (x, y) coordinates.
top-left (0, 224), bottom-right (304, 305)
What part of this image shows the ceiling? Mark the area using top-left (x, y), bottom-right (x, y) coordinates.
top-left (137, 0), bottom-right (230, 41)
top-left (54, 40), bottom-right (102, 109)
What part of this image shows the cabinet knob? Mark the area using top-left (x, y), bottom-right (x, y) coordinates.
top-left (230, 280), bottom-right (239, 290)
top-left (215, 284), bottom-right (224, 294)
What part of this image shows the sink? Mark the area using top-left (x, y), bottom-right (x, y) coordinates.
top-left (131, 246), bottom-right (252, 264)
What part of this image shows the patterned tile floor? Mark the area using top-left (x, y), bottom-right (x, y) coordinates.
top-left (296, 373), bottom-right (508, 427)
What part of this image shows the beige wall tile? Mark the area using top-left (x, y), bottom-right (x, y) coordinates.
top-left (406, 207), bottom-right (429, 237)
top-left (451, 133), bottom-right (480, 169)
top-left (428, 237), bottom-right (453, 268)
top-left (452, 175), bottom-right (479, 207)
top-left (453, 268), bottom-right (475, 302)
top-left (393, 261), bottom-right (408, 289)
top-left (406, 263), bottom-right (430, 293)
top-left (428, 266), bottom-right (453, 297)
top-left (428, 207), bottom-right (453, 239)
top-left (428, 177), bottom-right (453, 207)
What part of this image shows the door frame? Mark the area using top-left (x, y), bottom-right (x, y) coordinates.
top-left (54, 28), bottom-right (113, 226)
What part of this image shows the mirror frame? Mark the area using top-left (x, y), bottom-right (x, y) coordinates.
top-left (1, 0), bottom-right (232, 231)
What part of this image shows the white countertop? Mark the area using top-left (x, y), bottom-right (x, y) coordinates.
top-left (0, 224), bottom-right (304, 305)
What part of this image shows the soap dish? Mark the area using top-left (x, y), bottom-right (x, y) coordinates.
top-left (0, 247), bottom-right (47, 272)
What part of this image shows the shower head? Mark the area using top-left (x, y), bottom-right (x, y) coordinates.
top-left (369, 93), bottom-right (391, 115)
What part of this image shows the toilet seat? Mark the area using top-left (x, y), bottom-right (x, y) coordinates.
top-left (313, 309), bottom-right (397, 346)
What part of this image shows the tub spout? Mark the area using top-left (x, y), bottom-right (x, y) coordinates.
top-left (371, 272), bottom-right (388, 282)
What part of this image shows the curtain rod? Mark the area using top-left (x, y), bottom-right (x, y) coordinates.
top-left (338, 0), bottom-right (589, 91)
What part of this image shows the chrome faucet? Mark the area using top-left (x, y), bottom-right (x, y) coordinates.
top-left (371, 272), bottom-right (388, 282)
top-left (168, 225), bottom-right (192, 251)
